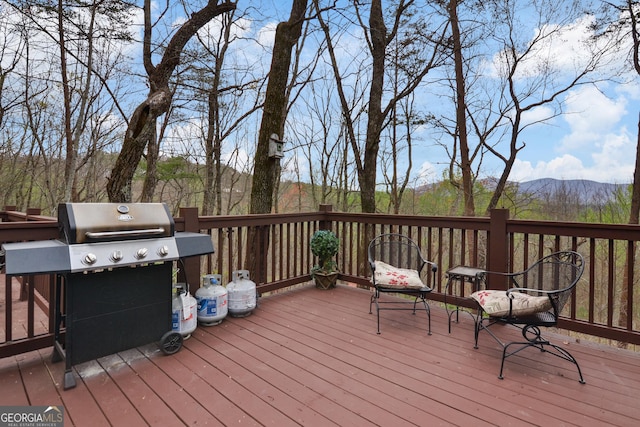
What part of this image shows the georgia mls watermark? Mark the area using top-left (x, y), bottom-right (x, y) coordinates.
top-left (0, 406), bottom-right (64, 427)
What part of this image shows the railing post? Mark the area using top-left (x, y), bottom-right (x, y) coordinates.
top-left (26, 208), bottom-right (42, 224)
top-left (245, 224), bottom-right (269, 287)
top-left (488, 208), bottom-right (509, 290)
top-left (319, 204), bottom-right (333, 231)
top-left (178, 207), bottom-right (202, 295)
top-left (1, 206), bottom-right (16, 222)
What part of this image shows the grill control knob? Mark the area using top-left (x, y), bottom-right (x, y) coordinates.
top-left (135, 248), bottom-right (148, 259)
top-left (110, 250), bottom-right (123, 262)
top-left (83, 253), bottom-right (97, 266)
top-left (158, 245), bottom-right (170, 257)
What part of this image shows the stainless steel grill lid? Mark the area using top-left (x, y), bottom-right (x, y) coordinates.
top-left (58, 203), bottom-right (174, 244)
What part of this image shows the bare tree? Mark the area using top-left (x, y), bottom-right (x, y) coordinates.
top-left (316, 0), bottom-right (445, 214)
top-left (448, 0), bottom-right (475, 216)
top-left (3, 0), bottom-right (136, 207)
top-left (106, 0), bottom-right (235, 202)
top-left (482, 1), bottom-right (613, 214)
top-left (595, 0), bottom-right (640, 339)
top-left (431, 1), bottom-right (614, 216)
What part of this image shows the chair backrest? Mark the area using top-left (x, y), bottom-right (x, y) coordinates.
top-left (511, 251), bottom-right (584, 315)
top-left (368, 233), bottom-right (426, 272)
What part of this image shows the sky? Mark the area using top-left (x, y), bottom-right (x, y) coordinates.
top-left (501, 82), bottom-right (638, 184)
top-left (415, 80), bottom-right (639, 184)
top-left (2, 1), bottom-right (637, 186)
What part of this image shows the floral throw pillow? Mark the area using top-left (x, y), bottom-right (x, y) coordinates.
top-left (471, 290), bottom-right (552, 317)
top-left (373, 260), bottom-right (424, 289)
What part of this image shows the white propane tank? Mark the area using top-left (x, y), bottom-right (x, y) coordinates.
top-left (227, 270), bottom-right (257, 317)
top-left (171, 283), bottom-right (197, 339)
top-left (196, 274), bottom-right (228, 326)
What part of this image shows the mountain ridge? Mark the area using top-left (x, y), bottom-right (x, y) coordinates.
top-left (515, 178), bottom-right (628, 203)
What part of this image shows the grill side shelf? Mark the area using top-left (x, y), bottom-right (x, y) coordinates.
top-left (2, 240), bottom-right (71, 274)
top-left (174, 232), bottom-right (215, 258)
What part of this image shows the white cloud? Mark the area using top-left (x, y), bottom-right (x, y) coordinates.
top-left (559, 85), bottom-right (627, 151)
top-left (515, 84), bottom-right (635, 183)
top-left (417, 161), bottom-right (438, 184)
top-left (617, 80), bottom-right (640, 100)
top-left (488, 14), bottom-right (600, 80)
top-left (510, 155), bottom-right (584, 181)
top-left (222, 147), bottom-right (253, 173)
top-left (510, 144), bottom-right (634, 183)
top-left (257, 21), bottom-right (277, 48)
top-left (531, 15), bottom-right (597, 74)
top-left (521, 105), bottom-right (556, 127)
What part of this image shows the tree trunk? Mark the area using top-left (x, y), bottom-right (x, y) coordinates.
top-left (619, 115), bottom-right (640, 337)
top-left (203, 85), bottom-right (217, 215)
top-left (249, 0), bottom-right (307, 215)
top-left (361, 0), bottom-right (386, 214)
top-left (140, 123), bottom-right (158, 202)
top-left (449, 0), bottom-right (474, 217)
top-left (246, 0), bottom-right (307, 282)
top-left (203, 12), bottom-right (233, 216)
top-left (618, 0), bottom-right (640, 337)
top-left (107, 0), bottom-right (235, 203)
top-left (58, 0), bottom-right (75, 202)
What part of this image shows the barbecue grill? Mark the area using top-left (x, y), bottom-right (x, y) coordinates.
top-left (2, 203), bottom-right (214, 389)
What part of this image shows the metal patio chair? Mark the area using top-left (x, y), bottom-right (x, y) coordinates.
top-left (471, 250), bottom-right (585, 383)
top-left (368, 233), bottom-right (437, 335)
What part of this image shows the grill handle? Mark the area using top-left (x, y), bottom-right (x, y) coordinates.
top-left (85, 227), bottom-right (166, 240)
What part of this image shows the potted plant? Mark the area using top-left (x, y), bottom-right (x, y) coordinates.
top-left (310, 229), bottom-right (339, 289)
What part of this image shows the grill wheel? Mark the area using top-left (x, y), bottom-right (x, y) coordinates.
top-left (160, 331), bottom-right (183, 355)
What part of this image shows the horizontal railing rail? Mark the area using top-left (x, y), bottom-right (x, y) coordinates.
top-left (2, 204), bottom-right (640, 359)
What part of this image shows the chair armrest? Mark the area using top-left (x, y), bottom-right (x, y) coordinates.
top-left (423, 259), bottom-right (438, 273)
top-left (505, 287), bottom-right (557, 297)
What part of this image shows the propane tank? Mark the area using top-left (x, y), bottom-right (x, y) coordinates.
top-left (227, 270), bottom-right (257, 317)
top-left (171, 283), bottom-right (197, 339)
top-left (196, 274), bottom-right (228, 326)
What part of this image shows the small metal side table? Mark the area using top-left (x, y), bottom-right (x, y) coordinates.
top-left (444, 266), bottom-right (486, 333)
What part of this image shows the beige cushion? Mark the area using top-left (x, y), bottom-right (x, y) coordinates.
top-left (471, 289), bottom-right (552, 317)
top-left (373, 260), bottom-right (424, 289)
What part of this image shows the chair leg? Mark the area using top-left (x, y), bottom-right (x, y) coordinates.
top-left (419, 297), bottom-right (432, 335)
top-left (426, 304), bottom-right (432, 336)
top-left (369, 291), bottom-right (381, 334)
top-left (474, 317), bottom-right (481, 349)
top-left (370, 291), bottom-right (432, 336)
top-left (412, 294), bottom-right (431, 335)
top-left (376, 302), bottom-right (381, 334)
top-left (496, 329), bottom-right (585, 384)
top-left (543, 342), bottom-right (585, 384)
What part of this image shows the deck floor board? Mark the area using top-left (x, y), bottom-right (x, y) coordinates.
top-left (1, 284), bottom-right (640, 426)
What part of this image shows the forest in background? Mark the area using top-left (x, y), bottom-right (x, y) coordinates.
top-left (3, 145), bottom-right (632, 225)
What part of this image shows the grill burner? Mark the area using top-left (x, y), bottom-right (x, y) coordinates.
top-left (2, 203), bottom-right (214, 390)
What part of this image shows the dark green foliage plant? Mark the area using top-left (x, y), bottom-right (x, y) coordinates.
top-left (310, 230), bottom-right (339, 275)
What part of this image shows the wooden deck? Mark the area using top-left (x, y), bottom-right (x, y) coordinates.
top-left (2, 283), bottom-right (640, 426)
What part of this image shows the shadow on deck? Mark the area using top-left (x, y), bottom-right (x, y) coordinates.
top-left (1, 283), bottom-right (640, 426)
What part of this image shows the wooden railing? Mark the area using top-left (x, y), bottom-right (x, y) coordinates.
top-left (3, 204), bottom-right (640, 359)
